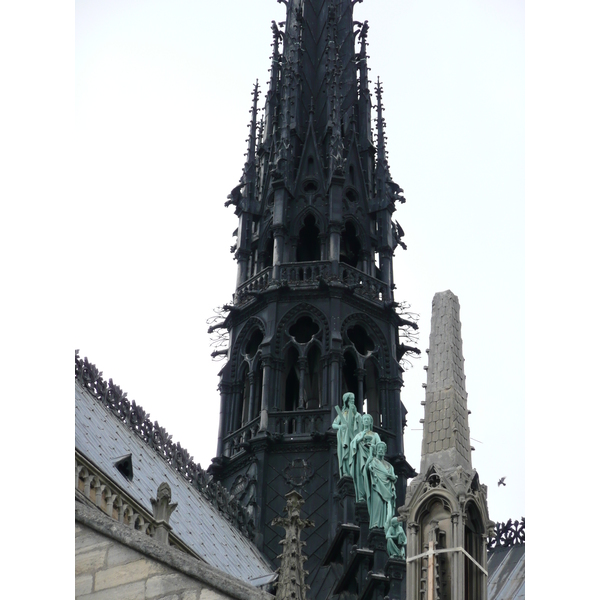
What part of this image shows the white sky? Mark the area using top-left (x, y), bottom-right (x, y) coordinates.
top-left (74, 0), bottom-right (525, 523)
top-left (3, 1), bottom-right (600, 597)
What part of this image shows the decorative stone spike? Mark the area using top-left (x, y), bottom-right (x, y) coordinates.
top-left (150, 482), bottom-right (177, 545)
top-left (271, 490), bottom-right (314, 600)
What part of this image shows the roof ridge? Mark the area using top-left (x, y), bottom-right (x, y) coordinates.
top-left (74, 351), bottom-right (256, 541)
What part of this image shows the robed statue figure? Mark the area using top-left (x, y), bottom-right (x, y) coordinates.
top-left (386, 517), bottom-right (407, 558)
top-left (366, 441), bottom-right (398, 529)
top-left (332, 392), bottom-right (361, 478)
top-left (349, 413), bottom-right (381, 502)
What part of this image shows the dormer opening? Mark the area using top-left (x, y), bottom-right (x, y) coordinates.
top-left (114, 455), bottom-right (133, 481)
top-left (296, 214), bottom-right (320, 262)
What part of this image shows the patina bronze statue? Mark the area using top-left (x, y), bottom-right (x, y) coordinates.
top-left (332, 392), bottom-right (361, 478)
top-left (366, 441), bottom-right (397, 529)
top-left (386, 517), bottom-right (407, 558)
top-left (349, 413), bottom-right (381, 502)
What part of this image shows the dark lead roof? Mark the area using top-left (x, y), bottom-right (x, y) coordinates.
top-left (76, 381), bottom-right (275, 585)
top-left (487, 544), bottom-right (525, 600)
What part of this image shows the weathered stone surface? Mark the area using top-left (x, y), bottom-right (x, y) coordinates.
top-left (76, 502), bottom-right (273, 600)
top-left (76, 574), bottom-right (94, 596)
top-left (106, 541), bottom-right (149, 568)
top-left (145, 573), bottom-right (199, 598)
top-left (76, 546), bottom-right (108, 575)
top-left (199, 588), bottom-right (231, 600)
top-left (80, 580), bottom-right (146, 600)
top-left (94, 559), bottom-right (158, 591)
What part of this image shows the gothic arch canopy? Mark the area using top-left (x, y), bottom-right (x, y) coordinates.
top-left (341, 313), bottom-right (391, 375)
top-left (230, 316), bottom-right (267, 376)
top-left (275, 303), bottom-right (331, 355)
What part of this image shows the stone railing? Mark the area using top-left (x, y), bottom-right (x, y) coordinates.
top-left (270, 408), bottom-right (329, 436)
top-left (222, 417), bottom-right (261, 458)
top-left (339, 263), bottom-right (388, 302)
top-left (280, 261), bottom-right (331, 286)
top-left (76, 452), bottom-right (199, 558)
top-left (236, 268), bottom-right (272, 301)
top-left (487, 517), bottom-right (525, 551)
top-left (75, 352), bottom-right (255, 541)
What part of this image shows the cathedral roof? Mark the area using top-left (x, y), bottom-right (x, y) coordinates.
top-left (75, 355), bottom-right (275, 586)
top-left (487, 544), bottom-right (525, 600)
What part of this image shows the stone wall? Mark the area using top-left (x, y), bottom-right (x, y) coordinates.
top-left (76, 501), bottom-right (274, 600)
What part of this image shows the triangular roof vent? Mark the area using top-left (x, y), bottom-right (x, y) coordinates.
top-left (114, 454), bottom-right (133, 481)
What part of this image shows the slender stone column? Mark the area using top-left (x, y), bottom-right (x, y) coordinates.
top-left (407, 522), bottom-right (419, 600)
top-left (356, 367), bottom-right (365, 413)
top-left (259, 359), bottom-right (272, 431)
top-left (247, 372), bottom-right (256, 423)
top-left (297, 357), bottom-right (307, 409)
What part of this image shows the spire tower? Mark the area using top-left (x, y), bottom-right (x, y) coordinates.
top-left (399, 291), bottom-right (494, 600)
top-left (210, 2), bottom-right (417, 597)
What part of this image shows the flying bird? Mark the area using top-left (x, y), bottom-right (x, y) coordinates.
top-left (498, 477), bottom-right (506, 487)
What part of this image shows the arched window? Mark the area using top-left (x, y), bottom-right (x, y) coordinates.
top-left (284, 346), bottom-right (300, 412)
top-left (364, 359), bottom-right (381, 427)
top-left (296, 214), bottom-right (320, 262)
top-left (340, 221), bottom-right (362, 268)
top-left (342, 351), bottom-right (358, 400)
top-left (305, 345), bottom-right (322, 409)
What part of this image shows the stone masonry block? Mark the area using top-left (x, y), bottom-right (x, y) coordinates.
top-left (106, 542), bottom-right (148, 568)
top-left (76, 574), bottom-right (94, 597)
top-left (94, 559), bottom-right (158, 591)
top-left (435, 440), bottom-right (442, 451)
top-left (76, 546), bottom-right (108, 575)
top-left (79, 580), bottom-right (146, 600)
top-left (200, 589), bottom-right (231, 600)
top-left (145, 573), bottom-right (200, 599)
top-left (76, 529), bottom-right (112, 554)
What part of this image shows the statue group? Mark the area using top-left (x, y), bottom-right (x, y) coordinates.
top-left (333, 393), bottom-right (406, 559)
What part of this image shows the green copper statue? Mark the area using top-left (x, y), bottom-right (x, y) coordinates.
top-left (366, 441), bottom-right (397, 529)
top-left (386, 517), bottom-right (407, 558)
top-left (332, 392), bottom-right (361, 478)
top-left (349, 414), bottom-right (381, 502)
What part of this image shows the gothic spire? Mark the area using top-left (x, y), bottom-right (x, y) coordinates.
top-left (420, 290), bottom-right (473, 474)
top-left (374, 76), bottom-right (388, 204)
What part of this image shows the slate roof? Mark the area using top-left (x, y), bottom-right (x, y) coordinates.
top-left (487, 544), bottom-right (525, 600)
top-left (75, 381), bottom-right (275, 586)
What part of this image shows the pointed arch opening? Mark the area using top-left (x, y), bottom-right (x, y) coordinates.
top-left (306, 345), bottom-right (322, 409)
top-left (296, 214), bottom-right (321, 262)
top-left (340, 221), bottom-right (362, 268)
top-left (364, 359), bottom-right (381, 427)
top-left (465, 503), bottom-right (486, 600)
top-left (342, 351), bottom-right (358, 401)
top-left (284, 346), bottom-right (300, 413)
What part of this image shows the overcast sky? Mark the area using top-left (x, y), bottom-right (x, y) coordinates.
top-left (74, 0), bottom-right (525, 526)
